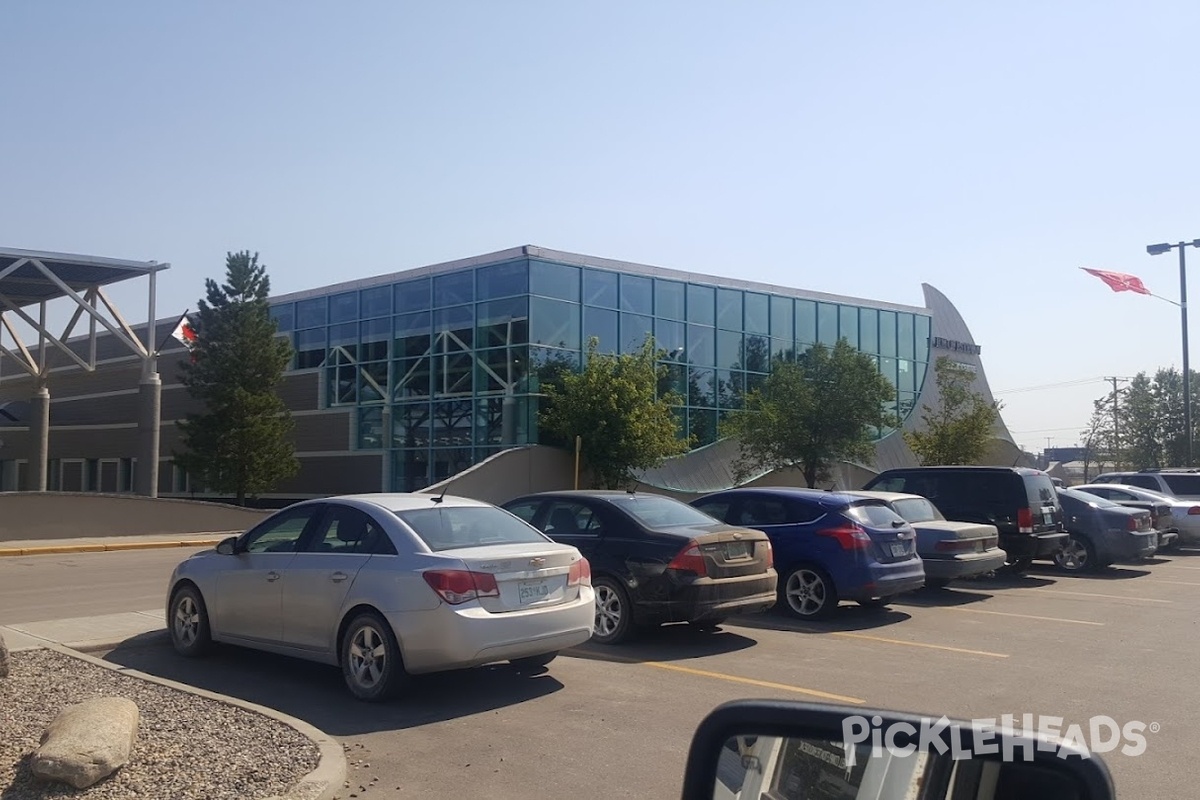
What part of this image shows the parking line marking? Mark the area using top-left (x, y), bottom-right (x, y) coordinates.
top-left (1150, 564), bottom-right (1200, 571)
top-left (936, 607), bottom-right (1104, 626)
top-left (827, 631), bottom-right (1008, 658)
top-left (1141, 579), bottom-right (1200, 587)
top-left (643, 661), bottom-right (867, 705)
top-left (564, 649), bottom-right (865, 704)
top-left (1026, 589), bottom-right (1174, 604)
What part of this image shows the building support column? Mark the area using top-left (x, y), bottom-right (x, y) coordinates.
top-left (30, 385), bottom-right (49, 491)
top-left (136, 373), bottom-right (161, 497)
top-left (501, 394), bottom-right (516, 445)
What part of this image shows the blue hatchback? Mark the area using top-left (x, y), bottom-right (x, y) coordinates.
top-left (691, 488), bottom-right (926, 619)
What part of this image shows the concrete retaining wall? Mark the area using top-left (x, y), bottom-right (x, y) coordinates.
top-left (0, 492), bottom-right (270, 540)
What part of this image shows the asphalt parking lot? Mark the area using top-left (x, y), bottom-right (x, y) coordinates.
top-left (71, 548), bottom-right (1199, 798)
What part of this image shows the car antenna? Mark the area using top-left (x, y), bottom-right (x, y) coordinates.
top-left (430, 483), bottom-right (449, 504)
top-left (627, 481), bottom-right (640, 495)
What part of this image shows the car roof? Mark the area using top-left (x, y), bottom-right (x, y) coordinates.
top-left (874, 466), bottom-right (1047, 476)
top-left (702, 486), bottom-right (868, 506)
top-left (330, 493), bottom-right (494, 511)
top-left (844, 489), bottom-right (929, 503)
top-left (505, 490), bottom-right (674, 502)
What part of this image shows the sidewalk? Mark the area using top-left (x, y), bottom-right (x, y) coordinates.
top-left (1, 609), bottom-right (167, 652)
top-left (0, 532), bottom-right (229, 556)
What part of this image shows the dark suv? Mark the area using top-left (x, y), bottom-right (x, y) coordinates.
top-left (861, 467), bottom-right (1067, 573)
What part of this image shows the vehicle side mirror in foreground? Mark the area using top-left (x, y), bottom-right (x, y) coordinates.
top-left (681, 700), bottom-right (1116, 800)
top-left (215, 536), bottom-right (239, 556)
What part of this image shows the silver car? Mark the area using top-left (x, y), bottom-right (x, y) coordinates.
top-left (1074, 483), bottom-right (1199, 547)
top-left (166, 493), bottom-right (595, 701)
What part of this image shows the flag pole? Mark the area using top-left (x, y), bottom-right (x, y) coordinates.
top-left (155, 309), bottom-right (190, 356)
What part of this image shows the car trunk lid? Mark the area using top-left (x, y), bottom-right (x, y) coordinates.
top-left (435, 542), bottom-right (583, 613)
top-left (670, 528), bottom-right (772, 579)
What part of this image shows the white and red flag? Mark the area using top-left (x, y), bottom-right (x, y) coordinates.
top-left (170, 314), bottom-right (197, 349)
top-left (1081, 268), bottom-right (1151, 295)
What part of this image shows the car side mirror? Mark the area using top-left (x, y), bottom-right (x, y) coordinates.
top-left (681, 700), bottom-right (1116, 800)
top-left (215, 536), bottom-right (240, 556)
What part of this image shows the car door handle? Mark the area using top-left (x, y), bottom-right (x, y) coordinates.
top-left (266, 571), bottom-right (281, 582)
top-left (330, 571), bottom-right (349, 583)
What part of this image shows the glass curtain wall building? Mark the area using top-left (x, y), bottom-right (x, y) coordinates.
top-left (268, 248), bottom-right (932, 492)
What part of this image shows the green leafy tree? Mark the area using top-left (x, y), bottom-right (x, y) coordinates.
top-left (1080, 400), bottom-right (1116, 480)
top-left (540, 336), bottom-right (690, 488)
top-left (903, 356), bottom-right (1002, 466)
top-left (721, 339), bottom-right (896, 488)
top-left (175, 251), bottom-right (297, 505)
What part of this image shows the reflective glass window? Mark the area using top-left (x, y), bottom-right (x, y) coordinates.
top-left (361, 286), bottom-right (391, 319)
top-left (584, 306), bottom-right (619, 353)
top-left (393, 403), bottom-right (431, 449)
top-left (916, 315), bottom-right (931, 360)
top-left (432, 350), bottom-right (473, 396)
top-left (358, 407), bottom-right (384, 449)
top-left (690, 368), bottom-right (717, 407)
top-left (529, 260), bottom-right (580, 302)
top-left (655, 279), bottom-right (686, 319)
top-left (329, 322), bottom-right (359, 360)
top-left (270, 303), bottom-right (295, 332)
top-left (744, 293), bottom-right (769, 335)
top-left (583, 268), bottom-right (619, 309)
top-left (393, 449), bottom-right (431, 492)
top-left (717, 288), bottom-right (742, 331)
top-left (718, 370), bottom-right (745, 409)
top-left (859, 308), bottom-right (879, 354)
top-left (395, 277), bottom-right (431, 313)
top-left (619, 274), bottom-right (653, 314)
top-left (687, 285), bottom-right (715, 325)
top-left (296, 297), bottom-right (327, 328)
top-left (880, 356), bottom-right (898, 390)
top-left (394, 356), bottom-right (432, 399)
top-left (796, 300), bottom-right (816, 344)
top-left (433, 270), bottom-right (473, 307)
top-left (620, 313), bottom-right (654, 354)
top-left (839, 306), bottom-right (859, 349)
top-left (770, 296), bottom-right (792, 342)
top-left (530, 298), bottom-right (581, 349)
top-left (475, 347), bottom-right (528, 395)
top-left (431, 400), bottom-right (474, 447)
top-left (330, 292), bottom-right (358, 323)
top-left (528, 346), bottom-right (580, 392)
top-left (656, 319), bottom-right (686, 357)
top-left (326, 363), bottom-right (357, 405)
top-left (476, 260), bottom-right (528, 300)
top-left (658, 362), bottom-right (687, 400)
top-left (898, 313), bottom-right (915, 359)
top-left (358, 362), bottom-right (388, 403)
top-left (717, 329), bottom-right (743, 371)
top-left (879, 310), bottom-right (897, 356)
top-left (394, 311), bottom-right (432, 358)
top-left (744, 335), bottom-right (770, 373)
top-left (687, 324), bottom-right (715, 367)
top-left (898, 359), bottom-right (915, 393)
top-left (361, 318), bottom-right (390, 361)
top-left (295, 328), bottom-right (326, 369)
top-left (434, 304), bottom-right (474, 346)
top-left (817, 303), bottom-right (838, 345)
top-left (690, 409), bottom-right (718, 447)
top-left (476, 297), bottom-right (529, 349)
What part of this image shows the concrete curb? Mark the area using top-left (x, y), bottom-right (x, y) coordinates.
top-left (0, 539), bottom-right (224, 557)
top-left (47, 643), bottom-right (346, 800)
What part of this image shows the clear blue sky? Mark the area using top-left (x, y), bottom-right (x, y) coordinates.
top-left (4, 1), bottom-right (1199, 453)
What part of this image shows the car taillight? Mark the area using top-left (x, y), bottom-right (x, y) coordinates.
top-left (1188, 506), bottom-right (1200, 516)
top-left (818, 525), bottom-right (872, 551)
top-left (1127, 517), bottom-right (1140, 531)
top-left (1017, 507), bottom-right (1033, 533)
top-left (764, 541), bottom-right (773, 569)
top-left (934, 539), bottom-right (978, 552)
top-left (423, 570), bottom-right (500, 605)
top-left (568, 558), bottom-right (592, 587)
top-left (667, 541), bottom-right (708, 576)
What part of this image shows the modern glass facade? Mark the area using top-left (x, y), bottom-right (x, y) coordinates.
top-left (269, 254), bottom-right (932, 491)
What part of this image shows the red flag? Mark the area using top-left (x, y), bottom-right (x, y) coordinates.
top-left (1081, 268), bottom-right (1151, 295)
top-left (170, 314), bottom-right (197, 349)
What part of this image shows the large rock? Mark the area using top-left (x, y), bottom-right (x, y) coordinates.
top-left (31, 697), bottom-right (139, 789)
top-left (0, 630), bottom-right (8, 678)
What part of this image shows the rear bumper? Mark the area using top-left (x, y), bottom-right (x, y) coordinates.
top-left (634, 571), bottom-right (778, 624)
top-left (1097, 531), bottom-right (1159, 563)
top-left (390, 587), bottom-right (595, 673)
top-left (844, 559), bottom-right (926, 601)
top-left (1000, 531), bottom-right (1067, 558)
top-left (921, 549), bottom-right (1008, 581)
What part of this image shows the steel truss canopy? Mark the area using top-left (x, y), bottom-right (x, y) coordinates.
top-left (0, 247), bottom-right (169, 380)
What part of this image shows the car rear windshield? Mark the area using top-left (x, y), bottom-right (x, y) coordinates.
top-left (607, 495), bottom-right (720, 528)
top-left (846, 502), bottom-right (907, 528)
top-left (890, 497), bottom-right (943, 523)
top-left (1062, 489), bottom-right (1119, 508)
top-left (394, 506), bottom-right (549, 551)
top-left (1162, 474), bottom-right (1200, 495)
top-left (1024, 474), bottom-right (1059, 507)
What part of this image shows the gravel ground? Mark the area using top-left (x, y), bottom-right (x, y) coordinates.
top-left (0, 649), bottom-right (320, 799)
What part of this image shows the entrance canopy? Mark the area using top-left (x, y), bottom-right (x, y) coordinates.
top-left (0, 247), bottom-right (169, 379)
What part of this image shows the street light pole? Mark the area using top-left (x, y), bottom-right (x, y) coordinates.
top-left (1148, 239), bottom-right (1200, 467)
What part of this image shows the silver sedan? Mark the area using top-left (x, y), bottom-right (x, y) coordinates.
top-left (1074, 483), bottom-right (1200, 547)
top-left (166, 493), bottom-right (595, 701)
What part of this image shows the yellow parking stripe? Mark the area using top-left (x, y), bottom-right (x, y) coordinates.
top-left (1141, 579), bottom-right (1200, 587)
top-left (826, 631), bottom-right (1008, 658)
top-left (643, 661), bottom-right (867, 705)
top-left (1027, 589), bottom-right (1173, 604)
top-left (937, 607), bottom-right (1103, 626)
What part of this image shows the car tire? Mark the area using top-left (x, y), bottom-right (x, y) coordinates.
top-left (510, 651), bottom-right (558, 671)
top-left (689, 619), bottom-right (727, 632)
top-left (592, 577), bottom-right (635, 645)
top-left (341, 611), bottom-right (408, 702)
top-left (168, 584), bottom-right (213, 657)
top-left (925, 577), bottom-right (952, 590)
top-left (780, 565), bottom-right (838, 620)
top-left (1054, 535), bottom-right (1098, 573)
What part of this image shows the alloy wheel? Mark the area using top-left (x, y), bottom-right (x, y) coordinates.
top-left (1057, 538), bottom-right (1089, 571)
top-left (595, 584), bottom-right (623, 638)
top-left (173, 595), bottom-right (200, 647)
top-left (348, 623), bottom-right (388, 691)
top-left (785, 569), bottom-right (829, 617)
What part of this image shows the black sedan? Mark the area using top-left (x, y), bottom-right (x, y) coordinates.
top-left (502, 491), bottom-right (777, 644)
top-left (1050, 488), bottom-right (1159, 572)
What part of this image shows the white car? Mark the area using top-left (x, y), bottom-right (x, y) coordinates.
top-left (166, 493), bottom-right (594, 701)
top-left (1074, 483), bottom-right (1200, 547)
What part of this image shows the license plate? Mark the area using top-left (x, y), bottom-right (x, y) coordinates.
top-left (726, 541), bottom-right (751, 559)
top-left (1042, 510), bottom-right (1054, 525)
top-left (890, 543), bottom-right (907, 557)
top-left (518, 579), bottom-right (550, 605)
